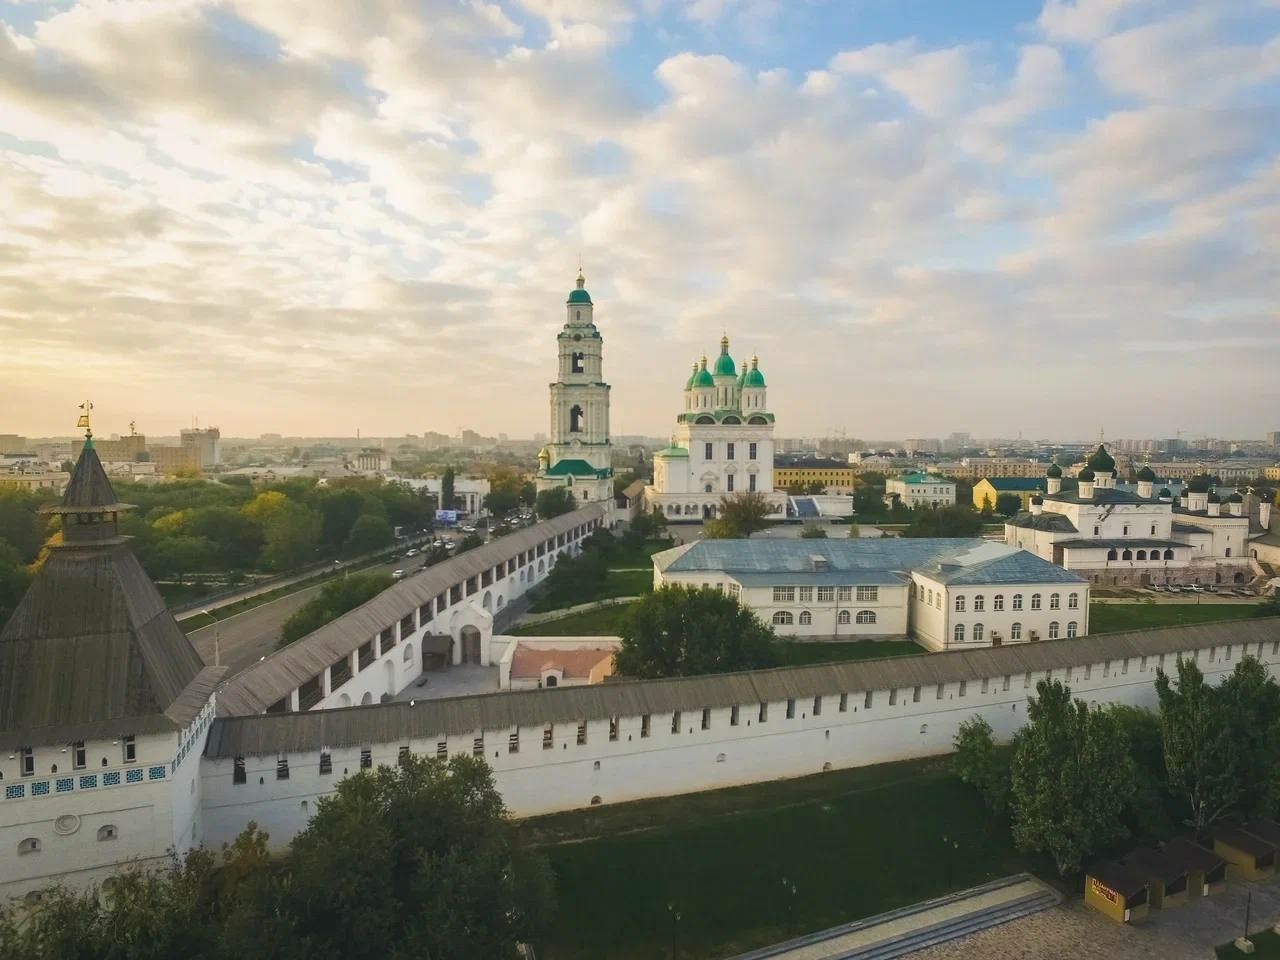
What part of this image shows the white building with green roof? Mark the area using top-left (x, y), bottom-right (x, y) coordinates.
top-left (535, 271), bottom-right (614, 511)
top-left (645, 335), bottom-right (786, 521)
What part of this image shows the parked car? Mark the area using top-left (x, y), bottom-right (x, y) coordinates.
top-left (392, 569), bottom-right (405, 581)
top-left (406, 549), bottom-right (417, 558)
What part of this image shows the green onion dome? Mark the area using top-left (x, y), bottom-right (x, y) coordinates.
top-left (744, 354), bottom-right (765, 387)
top-left (737, 360), bottom-right (749, 387)
top-left (567, 269), bottom-right (592, 304)
top-left (712, 334), bottom-right (737, 377)
top-left (1086, 444), bottom-right (1115, 473)
top-left (1228, 492), bottom-right (1244, 503)
top-left (1158, 487), bottom-right (1172, 498)
top-left (1030, 495), bottom-right (1044, 505)
top-left (1078, 467), bottom-right (1096, 482)
top-left (685, 361), bottom-right (699, 390)
top-left (1136, 466), bottom-right (1156, 482)
top-left (1046, 463), bottom-right (1063, 478)
top-left (693, 356), bottom-right (714, 388)
top-left (1187, 474), bottom-right (1213, 493)
top-left (1207, 492), bottom-right (1222, 503)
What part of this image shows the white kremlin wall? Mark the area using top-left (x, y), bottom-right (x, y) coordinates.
top-left (200, 627), bottom-right (1279, 852)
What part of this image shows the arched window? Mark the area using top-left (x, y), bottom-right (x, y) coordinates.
top-left (1067, 621), bottom-right (1078, 638)
top-left (772, 611), bottom-right (794, 625)
top-left (993, 594), bottom-right (1004, 611)
top-left (1010, 622), bottom-right (1022, 640)
top-left (1164, 549), bottom-right (1175, 560)
top-left (1012, 594), bottom-right (1023, 611)
top-left (1136, 550), bottom-right (1147, 561)
top-left (856, 610), bottom-right (876, 624)
top-left (974, 595), bottom-right (984, 612)
top-left (1048, 621), bottom-right (1060, 639)
top-left (545, 675), bottom-right (558, 688)
top-left (973, 623), bottom-right (984, 643)
top-left (1068, 593), bottom-right (1079, 609)
top-left (837, 610), bottom-right (851, 624)
top-left (97, 824), bottom-right (118, 842)
top-left (927, 589), bottom-right (933, 605)
top-left (936, 593), bottom-right (942, 609)
top-left (798, 610), bottom-right (813, 626)
top-left (18, 838), bottom-right (40, 855)
top-left (1225, 547), bottom-right (1232, 558)
top-left (403, 644), bottom-right (414, 664)
top-left (1031, 593), bottom-right (1041, 610)
top-left (955, 595), bottom-right (965, 612)
top-left (1107, 549), bottom-right (1118, 561)
top-left (953, 623), bottom-right (965, 643)
top-left (569, 405), bottom-right (584, 432)
top-left (1121, 549), bottom-right (1133, 560)
top-left (1049, 593), bottom-right (1060, 610)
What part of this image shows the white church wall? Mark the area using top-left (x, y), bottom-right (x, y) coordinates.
top-left (198, 634), bottom-right (1275, 853)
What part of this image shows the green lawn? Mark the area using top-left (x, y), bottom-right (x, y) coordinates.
top-left (1218, 930), bottom-right (1280, 958)
top-left (510, 602), bottom-right (636, 636)
top-left (525, 758), bottom-right (1052, 960)
top-left (528, 569), bottom-right (653, 613)
top-left (776, 640), bottom-right (924, 666)
top-left (1090, 601), bottom-right (1264, 634)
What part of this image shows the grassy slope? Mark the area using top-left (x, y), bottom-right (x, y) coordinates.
top-left (1090, 601), bottom-right (1263, 634)
top-left (526, 758), bottom-right (1050, 960)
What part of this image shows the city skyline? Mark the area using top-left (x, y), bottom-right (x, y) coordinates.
top-left (3, 0), bottom-right (1279, 437)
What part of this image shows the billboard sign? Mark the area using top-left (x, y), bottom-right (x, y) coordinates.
top-left (435, 509), bottom-right (459, 524)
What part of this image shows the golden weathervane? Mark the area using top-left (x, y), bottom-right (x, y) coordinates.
top-left (76, 401), bottom-right (94, 438)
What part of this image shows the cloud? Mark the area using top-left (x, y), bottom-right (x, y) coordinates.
top-left (0, 0), bottom-right (1277, 441)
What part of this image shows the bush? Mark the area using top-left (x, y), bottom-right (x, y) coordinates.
top-left (280, 573), bottom-right (393, 646)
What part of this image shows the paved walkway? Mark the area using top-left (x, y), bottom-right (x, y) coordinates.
top-left (910, 875), bottom-right (1280, 960)
top-left (393, 665), bottom-right (499, 702)
top-left (727, 875), bottom-right (1060, 960)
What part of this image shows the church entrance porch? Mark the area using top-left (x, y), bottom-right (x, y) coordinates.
top-left (460, 625), bottom-right (482, 665)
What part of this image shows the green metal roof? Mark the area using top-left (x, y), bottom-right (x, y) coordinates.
top-left (654, 445), bottom-right (689, 458)
top-left (543, 458), bottom-right (600, 477)
top-left (567, 288), bottom-right (592, 304)
top-left (713, 352), bottom-right (737, 376)
top-left (744, 368), bottom-right (765, 387)
top-left (693, 367), bottom-right (714, 387)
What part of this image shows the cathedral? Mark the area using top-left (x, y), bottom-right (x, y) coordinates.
top-left (535, 271), bottom-right (613, 508)
top-left (644, 335), bottom-right (787, 520)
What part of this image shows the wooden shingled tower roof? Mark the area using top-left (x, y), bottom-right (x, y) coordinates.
top-left (0, 433), bottom-right (223, 747)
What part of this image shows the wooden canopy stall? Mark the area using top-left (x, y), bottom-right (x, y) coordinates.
top-left (1214, 827), bottom-right (1277, 882)
top-left (1161, 839), bottom-right (1227, 899)
top-left (1123, 847), bottom-right (1189, 910)
top-left (1084, 861), bottom-right (1149, 924)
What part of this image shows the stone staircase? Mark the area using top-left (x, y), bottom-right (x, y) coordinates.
top-left (725, 874), bottom-right (1061, 960)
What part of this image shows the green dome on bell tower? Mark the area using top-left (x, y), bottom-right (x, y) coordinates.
top-left (567, 269), bottom-right (592, 305)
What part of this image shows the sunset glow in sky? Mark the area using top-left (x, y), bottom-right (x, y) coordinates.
top-left (2, 0), bottom-right (1278, 440)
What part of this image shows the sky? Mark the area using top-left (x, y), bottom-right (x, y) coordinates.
top-left (1, 0), bottom-right (1278, 443)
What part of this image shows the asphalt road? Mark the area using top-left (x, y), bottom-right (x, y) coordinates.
top-left (185, 531), bottom-right (478, 678)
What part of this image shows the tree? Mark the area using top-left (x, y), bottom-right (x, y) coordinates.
top-left (0, 539), bottom-right (31, 626)
top-left (953, 716), bottom-right (1009, 814)
top-left (1155, 657), bottom-right (1239, 836)
top-left (846, 522), bottom-right (860, 538)
top-left (0, 759), bottom-right (554, 960)
top-left (1010, 680), bottom-right (1136, 875)
top-left (995, 493), bottom-right (1021, 516)
top-left (615, 585), bottom-right (779, 678)
top-left (485, 466), bottom-right (526, 516)
top-left (314, 487), bottom-right (365, 548)
top-left (344, 514), bottom-right (394, 554)
top-left (1218, 657), bottom-right (1280, 817)
top-left (261, 501), bottom-right (322, 571)
top-left (535, 485), bottom-right (576, 519)
top-left (456, 532), bottom-right (485, 554)
top-left (441, 466), bottom-right (456, 511)
top-left (903, 505), bottom-right (983, 538)
top-left (717, 491), bottom-right (773, 538)
top-left (281, 573), bottom-right (394, 645)
top-left (701, 518), bottom-right (736, 539)
top-left (0, 488), bottom-right (50, 562)
top-left (799, 524), bottom-right (827, 538)
top-left (283, 755), bottom-right (553, 960)
top-left (628, 507), bottom-right (668, 542)
top-left (147, 535), bottom-right (215, 584)
top-left (241, 490), bottom-right (289, 524)
top-left (979, 494), bottom-right (994, 517)
top-left (184, 505), bottom-right (264, 570)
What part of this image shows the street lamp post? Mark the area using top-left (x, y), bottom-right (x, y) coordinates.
top-left (780, 877), bottom-right (797, 933)
top-left (667, 903), bottom-right (681, 960)
top-left (942, 835), bottom-right (960, 889)
top-left (201, 608), bottom-right (220, 667)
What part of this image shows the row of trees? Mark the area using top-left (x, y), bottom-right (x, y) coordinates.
top-left (279, 573), bottom-right (393, 647)
top-left (0, 756), bottom-right (554, 960)
top-left (954, 656), bottom-right (1280, 876)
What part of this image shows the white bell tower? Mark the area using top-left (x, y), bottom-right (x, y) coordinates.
top-left (536, 271), bottom-right (613, 506)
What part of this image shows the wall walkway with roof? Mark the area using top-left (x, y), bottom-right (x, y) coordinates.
top-left (215, 504), bottom-right (608, 717)
top-left (201, 618), bottom-right (1280, 850)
